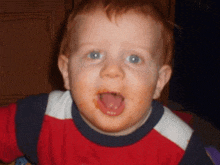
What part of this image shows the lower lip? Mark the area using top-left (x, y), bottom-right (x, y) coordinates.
top-left (97, 97), bottom-right (125, 116)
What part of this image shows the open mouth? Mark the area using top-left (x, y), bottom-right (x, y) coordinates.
top-left (97, 92), bottom-right (125, 116)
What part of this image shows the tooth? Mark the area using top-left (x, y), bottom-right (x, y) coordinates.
top-left (107, 111), bottom-right (116, 115)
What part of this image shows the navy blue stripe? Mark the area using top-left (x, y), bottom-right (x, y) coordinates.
top-left (179, 133), bottom-right (213, 165)
top-left (16, 93), bottom-right (48, 164)
top-left (72, 100), bottom-right (164, 147)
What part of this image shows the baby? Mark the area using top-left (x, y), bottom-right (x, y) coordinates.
top-left (0, 0), bottom-right (214, 164)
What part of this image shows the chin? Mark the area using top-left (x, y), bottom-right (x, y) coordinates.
top-left (94, 118), bottom-right (130, 133)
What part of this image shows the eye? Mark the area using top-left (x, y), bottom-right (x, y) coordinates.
top-left (87, 51), bottom-right (103, 60)
top-left (126, 55), bottom-right (141, 64)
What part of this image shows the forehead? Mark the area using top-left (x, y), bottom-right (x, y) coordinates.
top-left (71, 8), bottom-right (163, 54)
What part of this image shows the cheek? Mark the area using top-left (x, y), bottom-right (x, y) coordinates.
top-left (69, 57), bottom-right (100, 81)
top-left (69, 59), bottom-right (87, 84)
top-left (125, 70), bottom-right (158, 107)
top-left (127, 69), bottom-right (157, 91)
top-left (70, 69), bottom-right (98, 88)
top-left (68, 65), bottom-right (98, 101)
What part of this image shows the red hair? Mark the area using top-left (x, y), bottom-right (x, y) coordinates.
top-left (59, 0), bottom-right (174, 66)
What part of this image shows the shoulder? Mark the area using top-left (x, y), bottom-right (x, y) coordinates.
top-left (45, 90), bottom-right (73, 119)
top-left (16, 90), bottom-right (72, 119)
top-left (154, 106), bottom-right (193, 150)
top-left (15, 90), bottom-right (71, 164)
top-left (16, 92), bottom-right (49, 122)
top-left (154, 107), bottom-right (213, 164)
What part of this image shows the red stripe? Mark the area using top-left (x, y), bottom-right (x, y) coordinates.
top-left (0, 104), bottom-right (23, 163)
top-left (38, 115), bottom-right (185, 164)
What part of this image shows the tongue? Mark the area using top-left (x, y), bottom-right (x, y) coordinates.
top-left (101, 93), bottom-right (123, 110)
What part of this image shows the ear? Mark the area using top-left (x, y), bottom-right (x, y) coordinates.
top-left (153, 65), bottom-right (172, 99)
top-left (58, 55), bottom-right (70, 90)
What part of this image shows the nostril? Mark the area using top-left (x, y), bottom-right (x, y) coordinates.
top-left (100, 64), bottom-right (124, 79)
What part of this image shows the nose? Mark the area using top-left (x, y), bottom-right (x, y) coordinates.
top-left (100, 61), bottom-right (125, 79)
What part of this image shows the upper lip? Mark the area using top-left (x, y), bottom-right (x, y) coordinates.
top-left (97, 90), bottom-right (125, 99)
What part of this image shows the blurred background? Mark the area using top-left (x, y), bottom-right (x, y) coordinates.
top-left (169, 0), bottom-right (220, 130)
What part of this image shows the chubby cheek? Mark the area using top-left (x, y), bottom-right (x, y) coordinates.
top-left (127, 85), bottom-right (154, 119)
top-left (69, 66), bottom-right (98, 106)
top-left (126, 71), bottom-right (157, 99)
top-left (125, 72), bottom-right (157, 112)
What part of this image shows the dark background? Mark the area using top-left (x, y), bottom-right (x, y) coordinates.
top-left (169, 0), bottom-right (220, 129)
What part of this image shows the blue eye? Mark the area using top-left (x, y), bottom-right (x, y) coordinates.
top-left (88, 51), bottom-right (103, 59)
top-left (126, 55), bottom-right (141, 64)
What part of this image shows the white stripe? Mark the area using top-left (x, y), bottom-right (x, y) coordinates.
top-left (45, 90), bottom-right (73, 119)
top-left (154, 107), bottom-right (193, 150)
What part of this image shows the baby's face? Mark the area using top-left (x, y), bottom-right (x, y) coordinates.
top-left (59, 8), bottom-right (171, 133)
